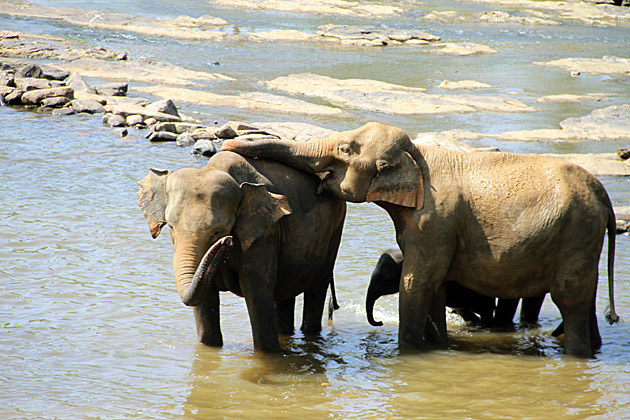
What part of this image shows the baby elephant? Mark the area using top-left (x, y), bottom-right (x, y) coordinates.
top-left (366, 249), bottom-right (496, 327)
top-left (366, 249), bottom-right (549, 329)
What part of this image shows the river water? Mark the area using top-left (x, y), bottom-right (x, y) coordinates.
top-left (2, 1), bottom-right (630, 419)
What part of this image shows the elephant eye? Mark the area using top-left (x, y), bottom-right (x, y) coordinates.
top-left (338, 144), bottom-right (351, 156)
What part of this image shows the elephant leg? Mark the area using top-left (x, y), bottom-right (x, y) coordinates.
top-left (424, 284), bottom-right (448, 344)
top-left (193, 285), bottom-right (223, 346)
top-left (589, 294), bottom-right (602, 352)
top-left (453, 308), bottom-right (481, 324)
top-left (520, 295), bottom-right (545, 325)
top-left (240, 247), bottom-right (281, 352)
top-left (301, 277), bottom-right (329, 335)
top-left (494, 298), bottom-right (519, 327)
top-left (275, 297), bottom-right (295, 335)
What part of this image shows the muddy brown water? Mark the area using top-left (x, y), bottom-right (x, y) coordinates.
top-left (2, 1), bottom-right (630, 418)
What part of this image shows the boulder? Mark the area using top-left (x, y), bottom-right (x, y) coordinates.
top-left (191, 139), bottom-right (220, 157)
top-left (71, 99), bottom-right (106, 114)
top-left (41, 96), bottom-right (70, 108)
top-left (147, 130), bottom-right (178, 142)
top-left (126, 114), bottom-right (145, 126)
top-left (176, 132), bottom-right (196, 147)
top-left (52, 107), bottom-right (75, 116)
top-left (21, 86), bottom-right (74, 105)
top-left (13, 77), bottom-right (51, 91)
top-left (96, 82), bottom-right (128, 96)
top-left (4, 88), bottom-right (24, 104)
top-left (16, 63), bottom-right (42, 78)
top-left (40, 66), bottom-right (70, 81)
top-left (618, 148), bottom-right (630, 160)
top-left (104, 114), bottom-right (127, 127)
top-left (0, 71), bottom-right (14, 87)
top-left (105, 103), bottom-right (181, 122)
top-left (153, 121), bottom-right (204, 134)
top-left (66, 72), bottom-right (97, 94)
top-left (145, 99), bottom-right (179, 118)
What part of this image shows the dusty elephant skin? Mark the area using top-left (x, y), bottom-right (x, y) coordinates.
top-left (223, 122), bottom-right (619, 357)
top-left (366, 249), bottom-right (548, 330)
top-left (137, 152), bottom-right (346, 352)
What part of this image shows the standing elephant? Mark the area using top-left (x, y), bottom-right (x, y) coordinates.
top-left (366, 249), bottom-right (549, 330)
top-left (367, 249), bottom-right (496, 327)
top-left (137, 151), bottom-right (346, 352)
top-left (223, 122), bottom-right (619, 357)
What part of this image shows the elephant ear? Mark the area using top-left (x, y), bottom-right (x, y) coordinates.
top-left (365, 152), bottom-right (424, 210)
top-left (137, 168), bottom-right (171, 238)
top-left (234, 182), bottom-right (292, 251)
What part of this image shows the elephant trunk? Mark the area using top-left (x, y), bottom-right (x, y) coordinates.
top-left (366, 288), bottom-right (384, 327)
top-left (175, 236), bottom-right (233, 307)
top-left (222, 136), bottom-right (335, 175)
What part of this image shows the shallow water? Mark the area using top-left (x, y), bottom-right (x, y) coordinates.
top-left (2, 1), bottom-right (630, 418)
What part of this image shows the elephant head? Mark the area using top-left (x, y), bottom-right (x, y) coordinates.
top-left (137, 166), bottom-right (291, 307)
top-left (366, 250), bottom-right (403, 327)
top-left (222, 122), bottom-right (424, 210)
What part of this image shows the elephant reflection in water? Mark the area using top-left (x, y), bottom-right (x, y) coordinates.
top-left (366, 249), bottom-right (548, 333)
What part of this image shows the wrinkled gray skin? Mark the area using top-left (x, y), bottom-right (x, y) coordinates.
top-left (138, 152), bottom-right (346, 352)
top-left (366, 249), bottom-right (549, 329)
top-left (223, 122), bottom-right (619, 357)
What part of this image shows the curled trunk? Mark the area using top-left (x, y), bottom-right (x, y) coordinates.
top-left (176, 236), bottom-right (233, 306)
top-left (366, 289), bottom-right (384, 327)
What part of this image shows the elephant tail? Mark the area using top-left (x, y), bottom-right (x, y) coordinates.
top-left (327, 276), bottom-right (340, 321)
top-left (605, 203), bottom-right (620, 325)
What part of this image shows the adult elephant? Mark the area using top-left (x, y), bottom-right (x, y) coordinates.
top-left (223, 122), bottom-right (619, 357)
top-left (137, 151), bottom-right (346, 352)
top-left (366, 249), bottom-right (549, 330)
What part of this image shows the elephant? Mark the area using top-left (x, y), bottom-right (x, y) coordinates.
top-left (367, 249), bottom-right (496, 327)
top-left (366, 249), bottom-right (550, 330)
top-left (222, 121), bottom-right (619, 357)
top-left (137, 151), bottom-right (346, 352)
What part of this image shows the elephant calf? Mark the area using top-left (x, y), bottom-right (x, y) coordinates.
top-left (138, 151), bottom-right (346, 352)
top-left (366, 249), bottom-right (546, 329)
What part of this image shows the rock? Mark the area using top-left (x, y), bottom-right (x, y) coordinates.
top-left (214, 123), bottom-right (238, 139)
top-left (534, 56), bottom-right (630, 76)
top-left (21, 86), bottom-right (74, 105)
top-left (40, 66), bottom-right (70, 81)
top-left (41, 96), bottom-right (70, 108)
top-left (176, 132), bottom-right (195, 147)
top-left (145, 99), bottom-right (179, 118)
top-left (115, 128), bottom-right (129, 138)
top-left (66, 72), bottom-right (97, 94)
top-left (0, 71), bottom-right (14, 87)
top-left (439, 80), bottom-right (493, 90)
top-left (144, 117), bottom-right (157, 127)
top-left (153, 121), bottom-right (204, 134)
top-left (191, 139), bottom-right (220, 157)
top-left (16, 63), bottom-right (42, 78)
top-left (104, 114), bottom-right (127, 127)
top-left (71, 99), bottom-right (106, 114)
top-left (4, 88), bottom-right (24, 104)
top-left (52, 107), bottom-right (75, 116)
top-left (105, 103), bottom-right (181, 123)
top-left (617, 219), bottom-right (630, 234)
top-left (618, 148), bottom-right (630, 160)
top-left (96, 82), bottom-right (128, 96)
top-left (13, 77), bottom-right (51, 91)
top-left (147, 131), bottom-right (178, 142)
top-left (432, 43), bottom-right (498, 56)
top-left (126, 114), bottom-right (145, 127)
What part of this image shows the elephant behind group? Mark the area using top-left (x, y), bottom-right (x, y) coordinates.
top-left (223, 121), bottom-right (619, 357)
top-left (137, 151), bottom-right (346, 352)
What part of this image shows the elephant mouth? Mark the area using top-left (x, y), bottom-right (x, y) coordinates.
top-left (194, 235), bottom-right (234, 285)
